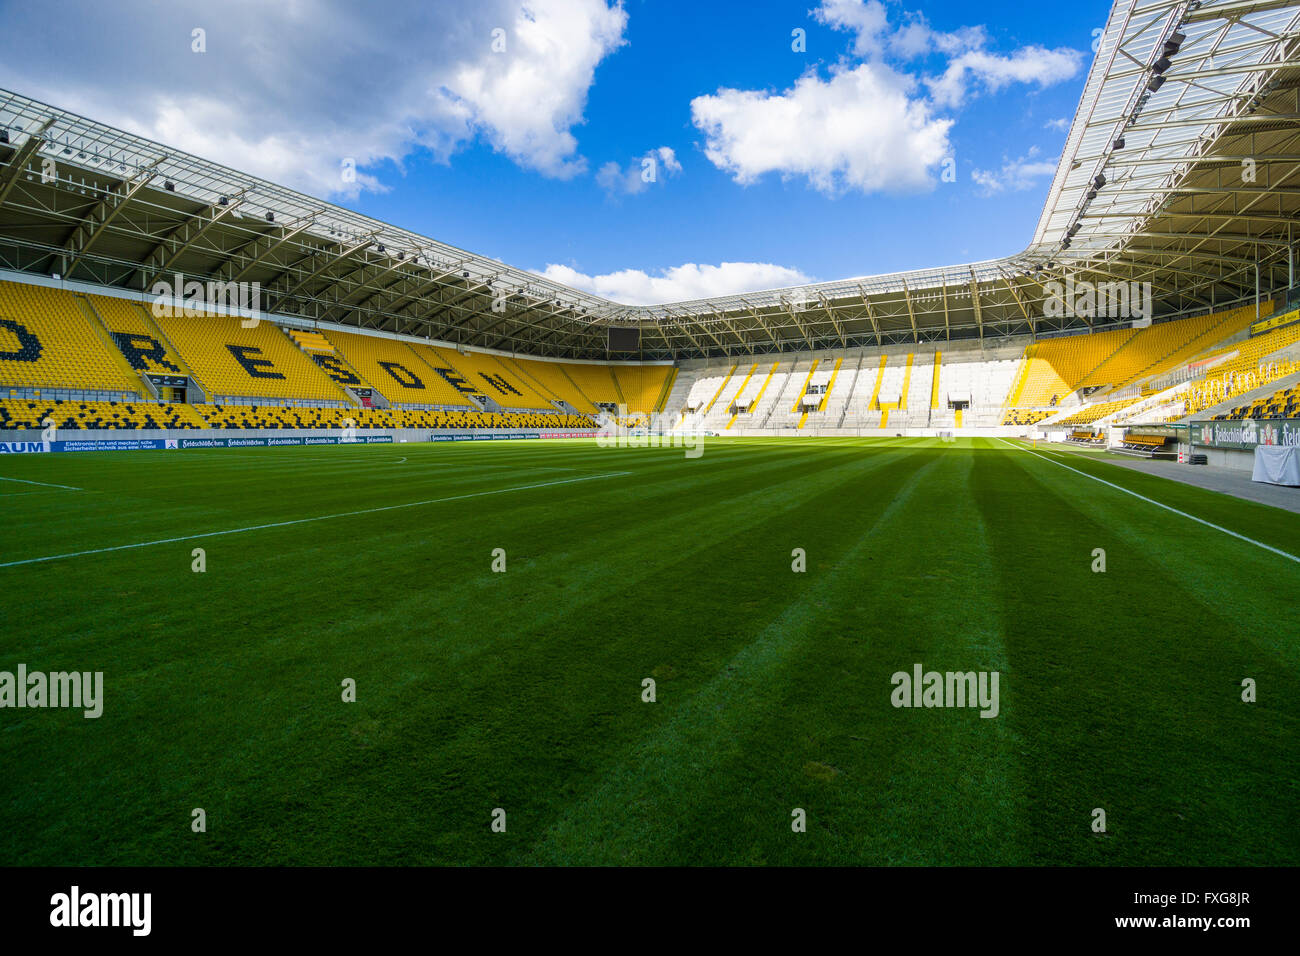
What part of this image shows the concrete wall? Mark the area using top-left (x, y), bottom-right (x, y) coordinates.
top-left (1192, 445), bottom-right (1257, 472)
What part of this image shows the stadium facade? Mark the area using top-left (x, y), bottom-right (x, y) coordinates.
top-left (1, 0), bottom-right (1299, 467)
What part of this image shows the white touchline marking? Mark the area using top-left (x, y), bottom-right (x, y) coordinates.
top-left (0, 475), bottom-right (83, 491)
top-left (994, 437), bottom-right (1299, 564)
top-left (0, 470), bottom-right (633, 569)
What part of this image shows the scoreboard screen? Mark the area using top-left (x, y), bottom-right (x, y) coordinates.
top-left (608, 326), bottom-right (639, 352)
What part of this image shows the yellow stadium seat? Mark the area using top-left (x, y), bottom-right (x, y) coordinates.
top-left (0, 281), bottom-right (143, 394)
top-left (154, 310), bottom-right (353, 403)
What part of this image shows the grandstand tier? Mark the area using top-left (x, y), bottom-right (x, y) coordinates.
top-left (155, 310), bottom-right (352, 404)
top-left (4, 275), bottom-right (1298, 439)
top-left (0, 282), bottom-right (143, 396)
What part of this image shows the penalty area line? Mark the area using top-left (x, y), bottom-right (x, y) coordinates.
top-left (994, 437), bottom-right (1299, 564)
top-left (0, 475), bottom-right (83, 491)
top-left (0, 470), bottom-right (632, 569)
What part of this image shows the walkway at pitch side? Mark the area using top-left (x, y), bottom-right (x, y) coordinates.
top-left (1090, 455), bottom-right (1300, 513)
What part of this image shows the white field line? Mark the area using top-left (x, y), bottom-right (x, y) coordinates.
top-left (0, 475), bottom-right (83, 491)
top-left (994, 437), bottom-right (1299, 564)
top-left (0, 470), bottom-right (632, 569)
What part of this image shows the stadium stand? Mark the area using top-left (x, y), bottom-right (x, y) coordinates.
top-left (0, 397), bottom-right (204, 430)
top-left (88, 295), bottom-right (191, 382)
top-left (1077, 304), bottom-right (1265, 393)
top-left (1210, 382), bottom-right (1300, 421)
top-left (1003, 409), bottom-right (1054, 426)
top-left (999, 304), bottom-right (1282, 425)
top-left (6, 266), bottom-right (1296, 439)
top-left (612, 364), bottom-right (673, 414)
top-left (157, 311), bottom-right (352, 403)
top-left (191, 404), bottom-right (594, 430)
top-left (555, 362), bottom-right (623, 409)
top-left (1006, 328), bottom-right (1134, 410)
top-left (1182, 310), bottom-right (1300, 416)
top-left (0, 281), bottom-right (143, 396)
top-left (423, 345), bottom-right (560, 411)
top-left (1050, 397), bottom-right (1140, 426)
top-left (322, 329), bottom-right (475, 407)
top-left (500, 355), bottom-right (597, 413)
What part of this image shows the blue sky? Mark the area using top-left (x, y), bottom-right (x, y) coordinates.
top-left (0, 0), bottom-right (1110, 302)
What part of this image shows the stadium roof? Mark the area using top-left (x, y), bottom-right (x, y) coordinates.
top-left (1, 0), bottom-right (1299, 360)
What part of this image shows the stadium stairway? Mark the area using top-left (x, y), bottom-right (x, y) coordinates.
top-left (73, 295), bottom-right (157, 397)
top-left (285, 327), bottom-right (386, 406)
top-left (929, 351), bottom-right (942, 414)
top-left (703, 361), bottom-right (755, 430)
top-left (728, 361), bottom-right (772, 429)
top-left (659, 366), bottom-right (699, 426)
top-left (87, 295), bottom-right (207, 401)
top-left (831, 354), bottom-right (864, 427)
top-left (872, 359), bottom-right (906, 428)
top-left (650, 366), bottom-right (677, 413)
top-left (898, 352), bottom-right (935, 428)
top-left (753, 360), bottom-right (797, 428)
top-left (841, 355), bottom-right (885, 427)
top-left (798, 358), bottom-right (841, 429)
top-left (786, 358), bottom-right (820, 428)
top-left (702, 364), bottom-right (737, 416)
top-left (741, 361), bottom-right (781, 426)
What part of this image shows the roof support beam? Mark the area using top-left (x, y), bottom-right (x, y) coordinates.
top-left (900, 278), bottom-right (919, 344)
top-left (62, 158), bottom-right (163, 277)
top-left (968, 270), bottom-right (984, 346)
top-left (135, 190), bottom-right (249, 286)
top-left (0, 119), bottom-right (54, 209)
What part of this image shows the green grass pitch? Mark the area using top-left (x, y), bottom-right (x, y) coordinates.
top-left (1, 436), bottom-right (1297, 865)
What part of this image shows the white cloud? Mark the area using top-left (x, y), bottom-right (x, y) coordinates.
top-left (596, 146), bottom-right (682, 196)
top-left (928, 46), bottom-right (1084, 108)
top-left (971, 149), bottom-right (1058, 194)
top-left (537, 261), bottom-right (814, 304)
top-left (812, 0), bottom-right (891, 57)
top-left (692, 2), bottom-right (1083, 194)
top-left (0, 0), bottom-right (628, 198)
top-left (690, 64), bottom-right (953, 195)
top-left (1045, 117), bottom-right (1071, 132)
top-left (814, 1), bottom-right (987, 60)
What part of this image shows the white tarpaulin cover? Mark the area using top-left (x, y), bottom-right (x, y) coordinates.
top-left (1252, 445), bottom-right (1300, 486)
